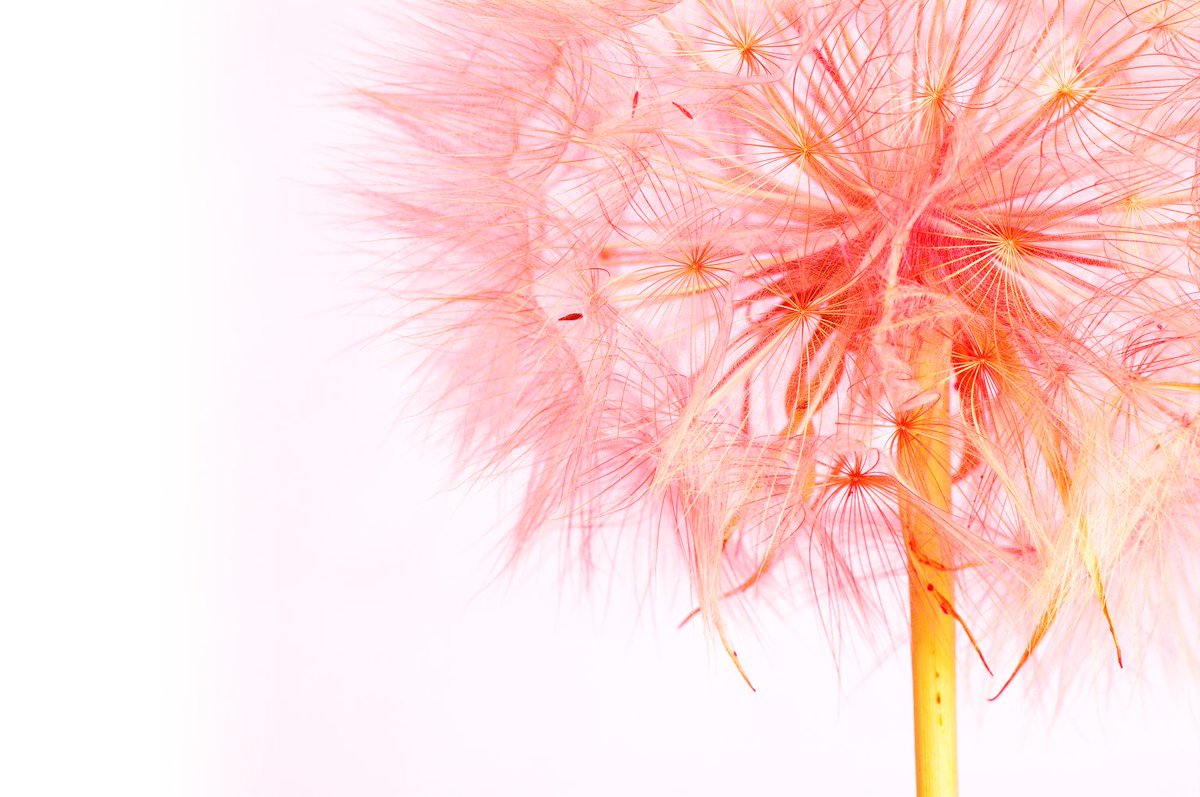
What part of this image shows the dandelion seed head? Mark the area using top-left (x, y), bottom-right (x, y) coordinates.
top-left (359, 0), bottom-right (1200, 693)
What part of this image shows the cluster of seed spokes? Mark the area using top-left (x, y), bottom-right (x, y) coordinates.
top-left (679, 215), bottom-right (1138, 694)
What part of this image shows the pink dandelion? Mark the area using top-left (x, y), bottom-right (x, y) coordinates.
top-left (356, 0), bottom-right (1200, 793)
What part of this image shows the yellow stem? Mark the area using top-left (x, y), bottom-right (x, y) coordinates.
top-left (897, 333), bottom-right (957, 797)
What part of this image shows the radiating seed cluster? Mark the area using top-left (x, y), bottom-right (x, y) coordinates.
top-left (363, 0), bottom-right (1200, 689)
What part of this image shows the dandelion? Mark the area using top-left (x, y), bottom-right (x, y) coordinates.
top-left (356, 0), bottom-right (1200, 793)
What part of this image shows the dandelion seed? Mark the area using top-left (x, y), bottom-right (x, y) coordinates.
top-left (356, 1), bottom-right (1200, 794)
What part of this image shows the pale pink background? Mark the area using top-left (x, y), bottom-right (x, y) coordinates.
top-left (22, 1), bottom-right (1195, 796)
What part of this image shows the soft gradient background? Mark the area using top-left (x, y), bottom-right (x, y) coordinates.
top-left (7, 1), bottom-right (1199, 796)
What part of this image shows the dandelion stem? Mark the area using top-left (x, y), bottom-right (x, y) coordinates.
top-left (897, 332), bottom-right (957, 797)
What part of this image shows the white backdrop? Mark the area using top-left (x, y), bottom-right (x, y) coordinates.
top-left (5, 1), bottom-right (1198, 796)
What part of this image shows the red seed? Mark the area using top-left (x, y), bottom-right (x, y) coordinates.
top-left (672, 101), bottom-right (693, 119)
top-left (558, 312), bottom-right (583, 321)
